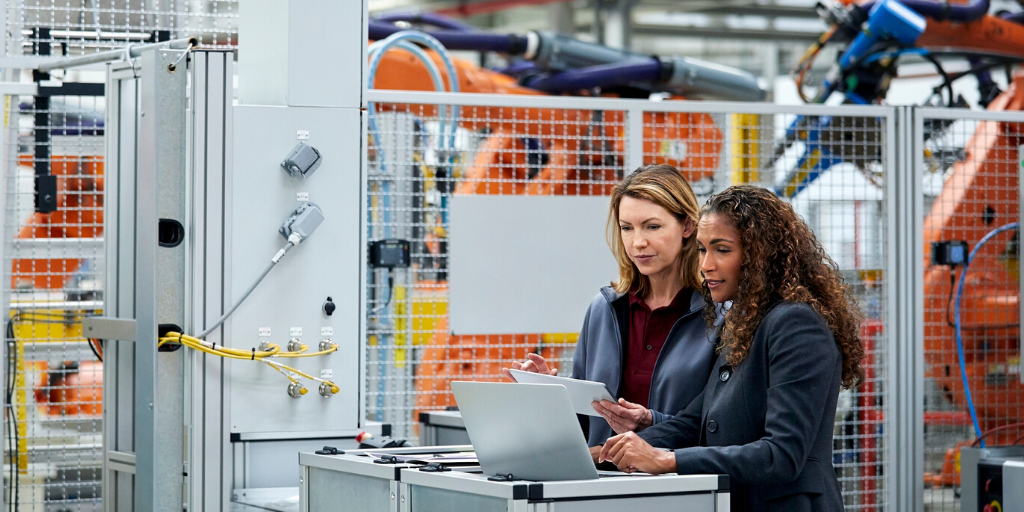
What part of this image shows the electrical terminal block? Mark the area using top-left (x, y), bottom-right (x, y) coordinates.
top-left (287, 338), bottom-right (303, 352)
top-left (288, 382), bottom-right (307, 398)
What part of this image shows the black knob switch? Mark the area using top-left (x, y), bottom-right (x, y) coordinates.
top-left (323, 297), bottom-right (336, 316)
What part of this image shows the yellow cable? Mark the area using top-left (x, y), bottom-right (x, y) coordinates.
top-left (274, 344), bottom-right (338, 358)
top-left (158, 335), bottom-right (340, 393)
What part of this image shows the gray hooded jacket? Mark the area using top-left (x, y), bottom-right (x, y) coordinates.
top-left (570, 286), bottom-right (718, 446)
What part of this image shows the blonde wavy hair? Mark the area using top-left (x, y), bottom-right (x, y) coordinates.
top-left (607, 164), bottom-right (702, 298)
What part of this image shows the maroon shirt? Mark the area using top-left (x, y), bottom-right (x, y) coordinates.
top-left (620, 287), bottom-right (693, 408)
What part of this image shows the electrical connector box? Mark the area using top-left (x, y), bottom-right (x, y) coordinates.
top-left (932, 241), bottom-right (969, 267)
top-left (281, 142), bottom-right (322, 178)
top-left (369, 239), bottom-right (411, 268)
top-left (280, 202), bottom-right (325, 241)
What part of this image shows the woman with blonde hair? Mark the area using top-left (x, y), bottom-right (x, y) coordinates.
top-left (503, 164), bottom-right (717, 454)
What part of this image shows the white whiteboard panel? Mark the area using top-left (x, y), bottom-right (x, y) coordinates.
top-left (450, 195), bottom-right (618, 334)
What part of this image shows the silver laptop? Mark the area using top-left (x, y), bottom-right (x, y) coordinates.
top-left (450, 381), bottom-right (599, 481)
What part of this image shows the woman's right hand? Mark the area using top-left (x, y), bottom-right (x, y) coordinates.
top-left (500, 353), bottom-right (557, 382)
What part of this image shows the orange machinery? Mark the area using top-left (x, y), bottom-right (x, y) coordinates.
top-left (811, 0), bottom-right (1024, 487)
top-left (369, 40), bottom-right (724, 416)
top-left (11, 154), bottom-right (103, 290)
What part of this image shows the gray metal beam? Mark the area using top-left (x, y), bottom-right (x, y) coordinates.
top-left (134, 47), bottom-right (188, 512)
top-left (607, 22), bottom-right (822, 42)
top-left (643, 3), bottom-right (820, 18)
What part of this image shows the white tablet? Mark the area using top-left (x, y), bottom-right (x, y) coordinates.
top-left (508, 369), bottom-right (616, 417)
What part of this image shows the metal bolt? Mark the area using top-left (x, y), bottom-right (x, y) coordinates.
top-left (319, 382), bottom-right (335, 397)
top-left (287, 338), bottom-right (303, 352)
top-left (148, 403), bottom-right (154, 409)
top-left (258, 340), bottom-right (272, 352)
top-left (140, 112), bottom-right (145, 117)
top-left (401, 495), bottom-right (405, 504)
top-left (391, 492), bottom-right (396, 500)
top-left (318, 339), bottom-right (333, 351)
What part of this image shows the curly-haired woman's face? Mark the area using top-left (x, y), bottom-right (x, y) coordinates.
top-left (618, 196), bottom-right (694, 284)
top-left (697, 213), bottom-right (743, 303)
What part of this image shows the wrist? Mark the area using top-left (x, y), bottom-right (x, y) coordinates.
top-left (657, 450), bottom-right (677, 474)
top-left (638, 409), bottom-right (653, 431)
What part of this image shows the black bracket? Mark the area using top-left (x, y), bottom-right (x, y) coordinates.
top-left (487, 473), bottom-right (522, 482)
top-left (373, 455), bottom-right (400, 464)
top-left (314, 446), bottom-right (342, 455)
top-left (419, 462), bottom-right (451, 472)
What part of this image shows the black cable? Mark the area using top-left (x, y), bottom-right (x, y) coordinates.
top-left (87, 338), bottom-right (102, 362)
top-left (5, 320), bottom-right (12, 512)
top-left (920, 52), bottom-right (955, 108)
top-left (5, 318), bottom-right (18, 512)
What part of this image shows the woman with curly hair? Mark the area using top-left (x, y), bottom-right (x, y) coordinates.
top-left (599, 185), bottom-right (864, 512)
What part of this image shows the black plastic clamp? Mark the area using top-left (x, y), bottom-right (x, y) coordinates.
top-left (419, 462), bottom-right (451, 472)
top-left (314, 446), bottom-right (342, 455)
top-left (487, 473), bottom-right (521, 482)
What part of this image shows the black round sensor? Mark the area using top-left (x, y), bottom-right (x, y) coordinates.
top-left (323, 297), bottom-right (336, 316)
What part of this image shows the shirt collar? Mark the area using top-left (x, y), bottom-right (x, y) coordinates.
top-left (630, 287), bottom-right (693, 311)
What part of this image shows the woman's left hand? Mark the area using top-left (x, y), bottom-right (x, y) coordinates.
top-left (598, 432), bottom-right (676, 474)
top-left (592, 398), bottom-right (653, 434)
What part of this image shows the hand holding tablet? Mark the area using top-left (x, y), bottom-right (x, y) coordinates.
top-left (508, 369), bottom-right (616, 417)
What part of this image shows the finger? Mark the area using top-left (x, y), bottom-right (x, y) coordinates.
top-left (619, 398), bottom-right (643, 410)
top-left (511, 361), bottom-right (523, 370)
top-left (599, 434), bottom-right (624, 462)
top-left (526, 353), bottom-right (550, 373)
top-left (549, 367), bottom-right (558, 376)
top-left (521, 361), bottom-right (537, 373)
top-left (500, 368), bottom-right (518, 382)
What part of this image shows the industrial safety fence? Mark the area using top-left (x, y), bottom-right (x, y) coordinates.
top-left (914, 108), bottom-right (1024, 511)
top-left (0, 85), bottom-right (1019, 511)
top-left (1, 92), bottom-right (105, 511)
top-left (364, 90), bottom-right (898, 511)
top-left (3, 0), bottom-right (237, 56)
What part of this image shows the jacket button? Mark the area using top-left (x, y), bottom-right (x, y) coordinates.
top-left (720, 370), bottom-right (731, 382)
top-left (707, 420), bottom-right (718, 433)
top-left (646, 344), bottom-right (653, 350)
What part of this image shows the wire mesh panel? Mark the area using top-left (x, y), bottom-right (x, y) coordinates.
top-left (365, 100), bottom-right (626, 432)
top-left (918, 108), bottom-right (1024, 511)
top-left (4, 0), bottom-right (238, 56)
top-left (364, 92), bottom-right (893, 511)
top-left (3, 93), bottom-right (105, 510)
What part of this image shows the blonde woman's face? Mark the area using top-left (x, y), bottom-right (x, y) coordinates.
top-left (618, 196), bottom-right (694, 282)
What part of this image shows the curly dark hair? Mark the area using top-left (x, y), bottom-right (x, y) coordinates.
top-left (700, 186), bottom-right (865, 388)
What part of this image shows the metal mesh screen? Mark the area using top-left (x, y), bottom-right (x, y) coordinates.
top-left (4, 0), bottom-right (238, 56)
top-left (365, 96), bottom-right (891, 510)
top-left (919, 111), bottom-right (1024, 510)
top-left (3, 93), bottom-right (105, 510)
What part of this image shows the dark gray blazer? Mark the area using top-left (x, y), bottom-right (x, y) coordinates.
top-left (638, 301), bottom-right (845, 512)
top-left (571, 286), bottom-right (717, 446)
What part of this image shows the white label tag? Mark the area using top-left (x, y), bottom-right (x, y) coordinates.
top-left (320, 369), bottom-right (333, 379)
top-left (297, 130), bottom-right (310, 140)
top-left (290, 327), bottom-right (302, 336)
top-left (321, 327), bottom-right (334, 336)
top-left (296, 192), bottom-right (309, 201)
top-left (258, 327), bottom-right (271, 337)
